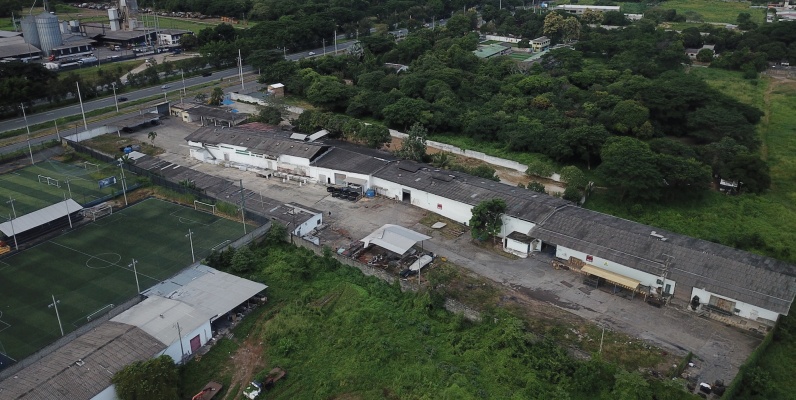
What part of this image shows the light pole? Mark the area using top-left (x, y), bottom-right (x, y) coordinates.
top-left (76, 82), bottom-right (88, 130)
top-left (130, 259), bottom-right (141, 294)
top-left (334, 28), bottom-right (338, 53)
top-left (20, 103), bottom-right (34, 164)
top-left (111, 82), bottom-right (119, 112)
top-left (186, 229), bottom-right (195, 262)
top-left (63, 193), bottom-right (73, 228)
top-left (49, 295), bottom-right (64, 336)
top-left (181, 69), bottom-right (186, 95)
top-left (6, 214), bottom-right (18, 250)
top-left (118, 160), bottom-right (128, 206)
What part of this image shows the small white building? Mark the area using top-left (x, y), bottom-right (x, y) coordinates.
top-left (531, 36), bottom-right (550, 52)
top-left (157, 29), bottom-right (191, 46)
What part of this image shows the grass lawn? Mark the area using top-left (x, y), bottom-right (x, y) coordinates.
top-left (656, 0), bottom-right (765, 24)
top-left (59, 60), bottom-right (144, 81)
top-left (0, 198), bottom-right (244, 360)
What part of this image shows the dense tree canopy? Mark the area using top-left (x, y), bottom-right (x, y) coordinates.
top-left (112, 355), bottom-right (179, 400)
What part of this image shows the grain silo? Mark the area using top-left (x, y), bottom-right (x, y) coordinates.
top-left (21, 15), bottom-right (41, 50)
top-left (35, 12), bottom-right (63, 56)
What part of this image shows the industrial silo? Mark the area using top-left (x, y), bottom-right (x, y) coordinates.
top-left (35, 12), bottom-right (63, 56)
top-left (21, 15), bottom-right (41, 50)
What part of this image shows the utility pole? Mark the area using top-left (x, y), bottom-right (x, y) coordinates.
top-left (130, 259), bottom-right (140, 293)
top-left (334, 28), bottom-right (338, 53)
top-left (111, 82), bottom-right (119, 112)
top-left (238, 49), bottom-right (244, 91)
top-left (322, 38), bottom-right (326, 55)
top-left (186, 229), bottom-right (195, 263)
top-left (176, 322), bottom-right (185, 361)
top-left (239, 179), bottom-right (246, 234)
top-left (20, 103), bottom-right (34, 165)
top-left (660, 254), bottom-right (674, 304)
top-left (76, 82), bottom-right (88, 130)
top-left (63, 193), bottom-right (72, 228)
top-left (50, 295), bottom-right (64, 336)
top-left (181, 69), bottom-right (186, 95)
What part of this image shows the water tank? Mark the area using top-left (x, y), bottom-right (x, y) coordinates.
top-left (69, 20), bottom-right (80, 33)
top-left (35, 12), bottom-right (63, 56)
top-left (21, 16), bottom-right (40, 49)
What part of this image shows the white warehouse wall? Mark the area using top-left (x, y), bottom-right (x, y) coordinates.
top-left (159, 320), bottom-right (212, 363)
top-left (555, 245), bottom-right (673, 293)
top-left (90, 384), bottom-right (119, 400)
top-left (690, 287), bottom-right (779, 323)
top-left (502, 215), bottom-right (535, 239)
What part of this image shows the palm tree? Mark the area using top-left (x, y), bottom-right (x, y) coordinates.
top-left (148, 131), bottom-right (157, 145)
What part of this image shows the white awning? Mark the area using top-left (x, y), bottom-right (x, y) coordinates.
top-left (0, 199), bottom-right (83, 237)
top-left (360, 224), bottom-right (431, 255)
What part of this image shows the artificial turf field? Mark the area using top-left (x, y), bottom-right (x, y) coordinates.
top-left (0, 198), bottom-right (245, 361)
top-left (0, 159), bottom-right (121, 217)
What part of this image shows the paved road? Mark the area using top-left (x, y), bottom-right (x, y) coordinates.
top-left (287, 40), bottom-right (359, 61)
top-left (0, 66), bottom-right (253, 133)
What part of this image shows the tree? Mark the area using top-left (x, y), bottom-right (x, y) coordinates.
top-left (581, 9), bottom-right (604, 25)
top-left (562, 17), bottom-right (581, 43)
top-left (397, 123), bottom-right (428, 162)
top-left (696, 49), bottom-right (714, 63)
top-left (527, 181), bottom-right (547, 194)
top-left (255, 105), bottom-right (283, 125)
top-left (597, 137), bottom-right (663, 201)
top-left (610, 100), bottom-right (649, 136)
top-left (209, 87), bottom-right (224, 106)
top-left (526, 159), bottom-right (555, 178)
top-left (357, 123), bottom-right (390, 148)
top-left (231, 245), bottom-right (256, 273)
top-left (305, 76), bottom-right (352, 111)
top-left (112, 355), bottom-right (179, 400)
top-left (469, 198), bottom-right (507, 243)
top-left (559, 166), bottom-right (588, 190)
top-left (559, 125), bottom-right (609, 169)
top-left (147, 131), bottom-right (157, 145)
top-left (543, 12), bottom-right (566, 40)
top-left (248, 49), bottom-right (284, 72)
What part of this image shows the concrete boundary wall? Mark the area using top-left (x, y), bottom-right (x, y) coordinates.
top-left (62, 125), bottom-right (117, 142)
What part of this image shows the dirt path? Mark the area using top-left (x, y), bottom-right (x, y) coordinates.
top-left (759, 78), bottom-right (775, 161)
top-left (222, 314), bottom-right (270, 400)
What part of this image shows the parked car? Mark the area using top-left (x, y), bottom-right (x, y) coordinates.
top-left (308, 51), bottom-right (316, 55)
top-left (201, 71), bottom-right (212, 77)
top-left (118, 96), bottom-right (128, 102)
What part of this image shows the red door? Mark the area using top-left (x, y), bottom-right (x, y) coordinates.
top-left (190, 335), bottom-right (201, 352)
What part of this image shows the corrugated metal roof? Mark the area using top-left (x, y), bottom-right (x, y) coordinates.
top-left (313, 147), bottom-right (390, 175)
top-left (531, 206), bottom-right (796, 315)
top-left (361, 224), bottom-right (431, 255)
top-left (0, 199), bottom-right (82, 237)
top-left (141, 265), bottom-right (267, 319)
top-left (185, 126), bottom-right (328, 160)
top-left (112, 297), bottom-right (213, 346)
top-left (0, 322), bottom-right (164, 400)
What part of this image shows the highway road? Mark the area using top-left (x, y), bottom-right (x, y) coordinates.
top-left (1, 66), bottom-right (253, 133)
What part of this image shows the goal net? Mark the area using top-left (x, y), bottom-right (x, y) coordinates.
top-left (90, 204), bottom-right (113, 221)
top-left (37, 175), bottom-right (60, 187)
top-left (83, 161), bottom-right (100, 172)
top-left (194, 200), bottom-right (216, 215)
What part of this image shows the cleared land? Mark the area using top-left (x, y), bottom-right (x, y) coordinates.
top-left (0, 198), bottom-right (244, 360)
top-left (0, 159), bottom-right (123, 216)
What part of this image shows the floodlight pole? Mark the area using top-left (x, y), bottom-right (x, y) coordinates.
top-left (118, 160), bottom-right (128, 206)
top-left (63, 193), bottom-right (73, 228)
top-left (186, 229), bottom-right (195, 263)
top-left (130, 259), bottom-right (140, 294)
top-left (6, 214), bottom-right (18, 251)
top-left (65, 179), bottom-right (72, 199)
top-left (51, 295), bottom-right (64, 336)
top-left (76, 82), bottom-right (88, 130)
top-left (20, 103), bottom-right (34, 165)
top-left (7, 197), bottom-right (16, 219)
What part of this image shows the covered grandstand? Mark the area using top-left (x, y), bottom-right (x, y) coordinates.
top-left (0, 199), bottom-right (83, 245)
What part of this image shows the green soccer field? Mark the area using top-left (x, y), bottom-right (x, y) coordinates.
top-left (0, 159), bottom-right (125, 217)
top-left (0, 198), bottom-right (245, 361)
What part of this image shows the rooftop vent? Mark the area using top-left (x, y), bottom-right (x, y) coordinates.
top-left (75, 359), bottom-right (85, 367)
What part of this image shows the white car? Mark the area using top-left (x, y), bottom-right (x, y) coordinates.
top-left (161, 85), bottom-right (170, 90)
top-left (308, 51), bottom-right (316, 56)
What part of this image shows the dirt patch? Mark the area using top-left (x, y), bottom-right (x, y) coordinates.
top-left (82, 134), bottom-right (165, 157)
top-left (221, 313), bottom-right (270, 400)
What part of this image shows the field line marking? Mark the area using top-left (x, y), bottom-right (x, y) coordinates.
top-left (49, 241), bottom-right (161, 282)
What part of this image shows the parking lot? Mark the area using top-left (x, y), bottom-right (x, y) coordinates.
top-left (131, 118), bottom-right (761, 386)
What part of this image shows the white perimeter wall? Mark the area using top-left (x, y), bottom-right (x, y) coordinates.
top-left (295, 212), bottom-right (323, 236)
top-left (690, 287), bottom-right (780, 322)
top-left (555, 245), bottom-right (672, 293)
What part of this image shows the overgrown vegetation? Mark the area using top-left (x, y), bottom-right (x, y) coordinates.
top-left (182, 241), bottom-right (695, 400)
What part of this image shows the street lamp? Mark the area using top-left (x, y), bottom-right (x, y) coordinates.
top-left (181, 69), bottom-right (186, 95)
top-left (19, 103), bottom-right (34, 164)
top-left (111, 82), bottom-right (119, 112)
top-left (186, 229), bottom-right (195, 263)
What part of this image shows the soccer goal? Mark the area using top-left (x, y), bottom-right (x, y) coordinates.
top-left (37, 174), bottom-right (60, 187)
top-left (194, 200), bottom-right (217, 215)
top-left (90, 204), bottom-right (113, 221)
top-left (83, 161), bottom-right (100, 172)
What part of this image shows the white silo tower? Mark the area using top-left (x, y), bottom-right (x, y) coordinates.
top-left (35, 11), bottom-right (63, 56)
top-left (21, 15), bottom-right (41, 50)
top-left (109, 7), bottom-right (121, 31)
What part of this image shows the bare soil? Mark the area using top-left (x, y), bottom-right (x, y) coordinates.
top-left (221, 313), bottom-right (270, 400)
